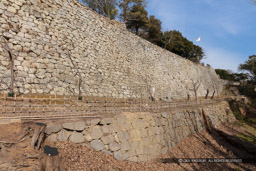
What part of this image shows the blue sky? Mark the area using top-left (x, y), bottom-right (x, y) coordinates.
top-left (146, 0), bottom-right (256, 72)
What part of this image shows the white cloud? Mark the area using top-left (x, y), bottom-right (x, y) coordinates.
top-left (202, 47), bottom-right (244, 72)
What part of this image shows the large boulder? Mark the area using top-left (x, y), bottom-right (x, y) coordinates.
top-left (89, 119), bottom-right (101, 126)
top-left (57, 130), bottom-right (71, 141)
top-left (114, 151), bottom-right (129, 160)
top-left (63, 122), bottom-right (85, 131)
top-left (91, 126), bottom-right (103, 139)
top-left (69, 132), bottom-right (85, 144)
top-left (90, 140), bottom-right (105, 151)
top-left (45, 124), bottom-right (62, 135)
top-left (109, 142), bottom-right (121, 152)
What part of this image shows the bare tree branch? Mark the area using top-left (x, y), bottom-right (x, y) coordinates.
top-left (0, 36), bottom-right (15, 95)
top-left (188, 78), bottom-right (201, 101)
top-left (66, 51), bottom-right (83, 98)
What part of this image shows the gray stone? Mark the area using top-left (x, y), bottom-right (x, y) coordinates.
top-left (141, 128), bottom-right (148, 138)
top-left (100, 118), bottom-right (114, 125)
top-left (120, 141), bottom-right (130, 151)
top-left (101, 135), bottom-right (111, 145)
top-left (57, 130), bottom-right (71, 141)
top-left (109, 142), bottom-right (121, 152)
top-left (117, 131), bottom-right (128, 143)
top-left (91, 126), bottom-right (103, 139)
top-left (90, 119), bottom-right (101, 126)
top-left (101, 125), bottom-right (110, 134)
top-left (136, 119), bottom-right (145, 129)
top-left (63, 122), bottom-right (85, 131)
top-left (109, 122), bottom-right (120, 133)
top-left (84, 134), bottom-right (93, 142)
top-left (90, 140), bottom-right (105, 151)
top-left (0, 0), bottom-right (224, 103)
top-left (114, 151), bottom-right (129, 161)
top-left (69, 132), bottom-right (85, 144)
top-left (45, 124), bottom-right (62, 134)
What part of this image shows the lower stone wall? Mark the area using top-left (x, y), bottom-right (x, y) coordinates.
top-left (45, 101), bottom-right (235, 162)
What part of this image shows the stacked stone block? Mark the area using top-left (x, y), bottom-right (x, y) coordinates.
top-left (0, 0), bottom-right (222, 100)
top-left (45, 102), bottom-right (235, 162)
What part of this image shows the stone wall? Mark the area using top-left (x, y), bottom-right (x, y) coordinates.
top-left (0, 0), bottom-right (221, 100)
top-left (45, 102), bottom-right (235, 162)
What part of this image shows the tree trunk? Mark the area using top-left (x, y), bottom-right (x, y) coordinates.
top-left (8, 51), bottom-right (14, 94)
top-left (211, 90), bottom-right (215, 99)
top-left (194, 91), bottom-right (197, 101)
top-left (205, 89), bottom-right (209, 99)
top-left (1, 36), bottom-right (15, 94)
top-left (136, 26), bottom-right (139, 35)
top-left (78, 77), bottom-right (82, 98)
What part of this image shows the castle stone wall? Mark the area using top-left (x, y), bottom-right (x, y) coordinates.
top-left (45, 101), bottom-right (235, 162)
top-left (0, 0), bottom-right (221, 99)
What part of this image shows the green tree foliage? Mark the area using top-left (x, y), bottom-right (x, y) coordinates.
top-left (238, 55), bottom-right (256, 108)
top-left (239, 55), bottom-right (256, 80)
top-left (232, 73), bottom-right (250, 82)
top-left (118, 0), bottom-right (146, 22)
top-left (146, 16), bottom-right (163, 46)
top-left (215, 69), bottom-right (250, 81)
top-left (82, 0), bottom-right (204, 63)
top-left (239, 84), bottom-right (256, 106)
top-left (82, 0), bottom-right (118, 20)
top-left (163, 30), bottom-right (204, 63)
top-left (126, 5), bottom-right (149, 35)
top-left (215, 69), bottom-right (234, 81)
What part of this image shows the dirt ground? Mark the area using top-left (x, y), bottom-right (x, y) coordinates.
top-left (0, 121), bottom-right (255, 171)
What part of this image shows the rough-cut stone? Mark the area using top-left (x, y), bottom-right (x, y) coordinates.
top-left (0, 0), bottom-right (223, 101)
top-left (101, 135), bottom-right (113, 145)
top-left (45, 124), bottom-right (62, 135)
top-left (120, 141), bottom-right (130, 151)
top-left (84, 134), bottom-right (93, 142)
top-left (117, 132), bottom-right (128, 143)
top-left (63, 122), bottom-right (85, 131)
top-left (90, 140), bottom-right (105, 151)
top-left (114, 151), bottom-right (129, 161)
top-left (57, 129), bottom-right (71, 141)
top-left (47, 104), bottom-right (233, 162)
top-left (109, 142), bottom-right (121, 152)
top-left (90, 119), bottom-right (101, 126)
top-left (101, 125), bottom-right (110, 134)
top-left (109, 123), bottom-right (120, 133)
top-left (100, 118), bottom-right (114, 125)
top-left (91, 126), bottom-right (103, 139)
top-left (69, 132), bottom-right (85, 144)
top-left (129, 129), bottom-right (140, 140)
top-left (136, 119), bottom-right (145, 129)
